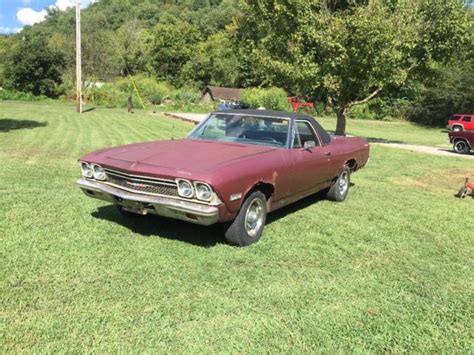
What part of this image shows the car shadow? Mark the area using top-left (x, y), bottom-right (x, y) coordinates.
top-left (326, 131), bottom-right (404, 144)
top-left (91, 205), bottom-right (225, 247)
top-left (0, 118), bottom-right (47, 132)
top-left (365, 137), bottom-right (404, 144)
top-left (91, 187), bottom-right (340, 247)
top-left (266, 188), bottom-right (337, 225)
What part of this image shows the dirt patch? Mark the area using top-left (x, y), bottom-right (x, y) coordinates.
top-left (373, 142), bottom-right (474, 160)
top-left (395, 169), bottom-right (473, 192)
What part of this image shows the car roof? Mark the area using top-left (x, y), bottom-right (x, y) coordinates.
top-left (211, 109), bottom-right (332, 145)
top-left (213, 109), bottom-right (311, 119)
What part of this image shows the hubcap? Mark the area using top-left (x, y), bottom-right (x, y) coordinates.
top-left (455, 142), bottom-right (466, 152)
top-left (338, 171), bottom-right (349, 195)
top-left (244, 198), bottom-right (264, 238)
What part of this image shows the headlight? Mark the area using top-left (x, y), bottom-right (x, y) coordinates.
top-left (80, 162), bottom-right (93, 178)
top-left (195, 182), bottom-right (212, 201)
top-left (177, 179), bottom-right (194, 198)
top-left (92, 164), bottom-right (107, 181)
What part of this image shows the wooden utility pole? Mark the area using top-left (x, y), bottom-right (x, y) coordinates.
top-left (75, 0), bottom-right (82, 113)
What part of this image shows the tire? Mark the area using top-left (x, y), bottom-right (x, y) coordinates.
top-left (453, 140), bottom-right (470, 154)
top-left (224, 191), bottom-right (267, 247)
top-left (456, 187), bottom-right (468, 199)
top-left (327, 166), bottom-right (351, 202)
top-left (452, 125), bottom-right (463, 132)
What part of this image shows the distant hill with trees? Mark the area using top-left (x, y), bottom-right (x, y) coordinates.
top-left (0, 0), bottom-right (472, 133)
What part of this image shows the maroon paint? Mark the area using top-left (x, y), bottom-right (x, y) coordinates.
top-left (80, 135), bottom-right (370, 222)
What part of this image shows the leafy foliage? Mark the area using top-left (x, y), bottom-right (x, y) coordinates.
top-left (150, 21), bottom-right (202, 85)
top-left (241, 87), bottom-right (290, 111)
top-left (404, 60), bottom-right (474, 126)
top-left (236, 0), bottom-right (472, 133)
top-left (181, 32), bottom-right (239, 87)
top-left (0, 0), bottom-right (472, 130)
top-left (4, 29), bottom-right (65, 97)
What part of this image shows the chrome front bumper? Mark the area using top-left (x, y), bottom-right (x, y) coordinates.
top-left (77, 178), bottom-right (220, 226)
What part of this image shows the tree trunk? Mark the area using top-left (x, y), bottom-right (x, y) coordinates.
top-left (335, 107), bottom-right (347, 136)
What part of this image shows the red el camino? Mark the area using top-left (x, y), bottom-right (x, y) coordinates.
top-left (77, 110), bottom-right (370, 246)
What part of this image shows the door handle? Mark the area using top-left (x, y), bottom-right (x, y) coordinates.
top-left (324, 151), bottom-right (331, 156)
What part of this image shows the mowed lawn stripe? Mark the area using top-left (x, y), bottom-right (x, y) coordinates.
top-left (0, 102), bottom-right (472, 352)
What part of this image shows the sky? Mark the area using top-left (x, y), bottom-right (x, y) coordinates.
top-left (0, 0), bottom-right (95, 34)
top-left (1, 0), bottom-right (473, 34)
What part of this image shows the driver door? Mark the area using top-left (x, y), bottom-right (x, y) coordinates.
top-left (289, 120), bottom-right (332, 195)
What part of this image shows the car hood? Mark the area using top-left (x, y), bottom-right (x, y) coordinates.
top-left (80, 139), bottom-right (277, 178)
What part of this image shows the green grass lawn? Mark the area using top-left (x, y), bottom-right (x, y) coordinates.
top-left (1, 102), bottom-right (473, 352)
top-left (317, 115), bottom-right (449, 147)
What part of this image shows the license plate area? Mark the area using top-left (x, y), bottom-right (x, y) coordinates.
top-left (118, 199), bottom-right (148, 215)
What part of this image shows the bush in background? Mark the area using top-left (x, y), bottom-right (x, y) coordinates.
top-left (116, 75), bottom-right (173, 105)
top-left (241, 87), bottom-right (290, 111)
top-left (83, 84), bottom-right (127, 108)
top-left (0, 89), bottom-right (53, 102)
top-left (170, 86), bottom-right (202, 104)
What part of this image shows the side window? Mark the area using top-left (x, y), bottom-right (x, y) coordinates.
top-left (452, 115), bottom-right (461, 121)
top-left (462, 116), bottom-right (471, 122)
top-left (293, 121), bottom-right (320, 148)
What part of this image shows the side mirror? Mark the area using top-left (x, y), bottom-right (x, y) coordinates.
top-left (303, 140), bottom-right (316, 150)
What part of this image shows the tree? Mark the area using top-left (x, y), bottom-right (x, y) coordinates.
top-left (117, 20), bottom-right (154, 75)
top-left (237, 0), bottom-right (471, 135)
top-left (408, 59), bottom-right (474, 126)
top-left (150, 21), bottom-right (201, 85)
top-left (4, 29), bottom-right (64, 96)
top-left (0, 35), bottom-right (16, 88)
top-left (181, 31), bottom-right (239, 86)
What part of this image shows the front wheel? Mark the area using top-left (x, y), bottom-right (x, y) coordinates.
top-left (327, 166), bottom-right (351, 202)
top-left (224, 191), bottom-right (267, 246)
top-left (452, 125), bottom-right (463, 132)
top-left (453, 140), bottom-right (470, 154)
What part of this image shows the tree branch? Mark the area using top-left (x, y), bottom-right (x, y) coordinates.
top-left (347, 88), bottom-right (381, 108)
top-left (406, 63), bottom-right (418, 74)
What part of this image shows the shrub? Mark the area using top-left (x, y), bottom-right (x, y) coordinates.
top-left (83, 84), bottom-right (127, 108)
top-left (347, 103), bottom-right (376, 120)
top-left (241, 87), bottom-right (290, 111)
top-left (170, 87), bottom-right (202, 103)
top-left (0, 89), bottom-right (51, 102)
top-left (116, 75), bottom-right (173, 105)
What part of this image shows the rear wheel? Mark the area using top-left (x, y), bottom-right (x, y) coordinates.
top-left (224, 191), bottom-right (267, 247)
top-left (453, 140), bottom-right (469, 154)
top-left (327, 166), bottom-right (351, 202)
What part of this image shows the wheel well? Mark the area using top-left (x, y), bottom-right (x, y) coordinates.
top-left (345, 159), bottom-right (358, 171)
top-left (454, 138), bottom-right (471, 148)
top-left (453, 124), bottom-right (464, 130)
top-left (247, 182), bottom-right (274, 201)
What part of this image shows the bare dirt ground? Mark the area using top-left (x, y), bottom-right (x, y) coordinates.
top-left (372, 142), bottom-right (474, 159)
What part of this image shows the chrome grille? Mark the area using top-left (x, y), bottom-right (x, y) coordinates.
top-left (104, 169), bottom-right (179, 197)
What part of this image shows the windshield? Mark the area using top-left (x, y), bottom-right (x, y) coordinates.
top-left (188, 114), bottom-right (290, 148)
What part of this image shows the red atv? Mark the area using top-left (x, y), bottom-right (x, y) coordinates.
top-left (456, 178), bottom-right (474, 199)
